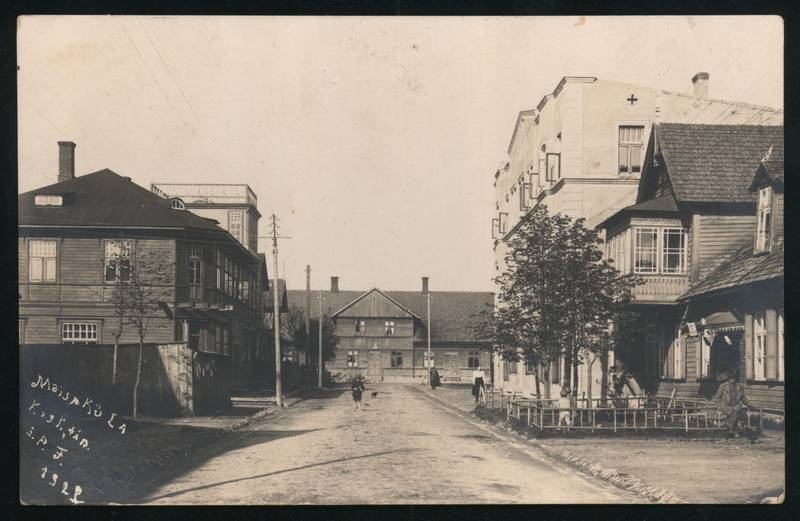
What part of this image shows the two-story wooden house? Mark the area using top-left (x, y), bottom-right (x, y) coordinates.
top-left (598, 124), bottom-right (783, 402)
top-left (19, 142), bottom-right (269, 407)
top-left (288, 277), bottom-right (493, 383)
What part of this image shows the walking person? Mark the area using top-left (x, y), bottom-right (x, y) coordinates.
top-left (471, 365), bottom-right (486, 404)
top-left (351, 375), bottom-right (366, 411)
top-left (430, 367), bottom-right (441, 389)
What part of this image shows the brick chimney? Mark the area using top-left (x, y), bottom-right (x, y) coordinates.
top-left (330, 276), bottom-right (339, 293)
top-left (57, 141), bottom-right (76, 183)
top-left (422, 276), bottom-right (429, 293)
top-left (691, 72), bottom-right (710, 98)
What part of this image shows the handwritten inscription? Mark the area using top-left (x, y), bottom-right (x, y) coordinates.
top-left (24, 374), bottom-right (131, 505)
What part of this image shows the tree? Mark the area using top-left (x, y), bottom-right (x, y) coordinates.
top-left (113, 246), bottom-right (171, 417)
top-left (484, 205), bottom-right (640, 400)
top-left (281, 304), bottom-right (337, 380)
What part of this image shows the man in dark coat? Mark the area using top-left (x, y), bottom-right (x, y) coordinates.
top-left (712, 373), bottom-right (753, 436)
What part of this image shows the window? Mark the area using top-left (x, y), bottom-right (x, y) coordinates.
top-left (385, 320), bottom-right (395, 336)
top-left (606, 231), bottom-right (630, 274)
top-left (169, 198), bottom-right (185, 210)
top-left (662, 228), bottom-right (687, 274)
top-left (508, 360), bottom-right (517, 374)
top-left (468, 351), bottom-right (480, 369)
top-left (525, 357), bottom-right (536, 375)
top-left (520, 182), bottom-right (532, 211)
top-left (104, 240), bottom-right (132, 283)
top-left (354, 320), bottom-right (365, 336)
top-left (498, 213), bottom-right (508, 234)
top-left (755, 186), bottom-right (773, 252)
top-left (62, 322), bottom-right (98, 344)
top-left (34, 194), bottom-right (63, 206)
top-left (216, 249), bottom-right (223, 290)
top-left (423, 352), bottom-right (435, 368)
top-left (753, 312), bottom-right (766, 381)
top-left (229, 211), bottom-right (243, 244)
top-left (391, 351), bottom-right (403, 368)
top-left (699, 332), bottom-right (712, 379)
top-left (491, 218), bottom-right (500, 239)
top-left (660, 329), bottom-right (685, 379)
top-left (189, 245), bottom-right (203, 285)
top-left (545, 153), bottom-right (560, 182)
top-left (634, 228), bottom-right (658, 274)
top-left (778, 309), bottom-right (784, 382)
top-left (618, 126), bottom-right (644, 174)
top-left (347, 350), bottom-right (359, 368)
top-left (29, 240), bottom-right (57, 283)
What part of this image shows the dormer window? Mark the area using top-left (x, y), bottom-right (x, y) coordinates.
top-left (34, 194), bottom-right (63, 206)
top-left (755, 186), bottom-right (773, 253)
top-left (169, 197), bottom-right (186, 210)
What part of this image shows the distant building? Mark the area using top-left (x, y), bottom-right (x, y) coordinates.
top-left (288, 277), bottom-right (493, 384)
top-left (19, 142), bottom-right (269, 409)
top-left (492, 73), bottom-right (783, 398)
top-left (599, 123), bottom-right (783, 407)
top-left (151, 182), bottom-right (260, 254)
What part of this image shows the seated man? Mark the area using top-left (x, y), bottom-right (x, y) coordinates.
top-left (712, 372), bottom-right (753, 437)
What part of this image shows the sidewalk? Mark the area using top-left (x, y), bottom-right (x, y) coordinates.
top-left (21, 386), bottom-right (316, 505)
top-left (419, 383), bottom-right (785, 504)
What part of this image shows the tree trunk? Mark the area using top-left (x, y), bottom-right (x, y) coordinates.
top-left (562, 350), bottom-right (573, 390)
top-left (533, 363), bottom-right (541, 400)
top-left (600, 351), bottom-right (609, 406)
top-left (543, 364), bottom-right (551, 400)
top-left (571, 351), bottom-right (579, 397)
top-left (586, 354), bottom-right (593, 405)
top-left (133, 336), bottom-right (144, 417)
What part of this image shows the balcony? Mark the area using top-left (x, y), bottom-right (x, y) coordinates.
top-left (152, 183), bottom-right (257, 206)
top-left (630, 274), bottom-right (689, 304)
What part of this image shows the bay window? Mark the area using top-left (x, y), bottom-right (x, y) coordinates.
top-left (634, 228), bottom-right (658, 274)
top-left (633, 227), bottom-right (687, 275)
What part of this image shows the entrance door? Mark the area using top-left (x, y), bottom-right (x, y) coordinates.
top-left (443, 351), bottom-right (459, 379)
top-left (369, 351), bottom-right (382, 378)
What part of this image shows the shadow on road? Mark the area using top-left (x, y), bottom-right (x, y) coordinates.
top-left (136, 448), bottom-right (422, 503)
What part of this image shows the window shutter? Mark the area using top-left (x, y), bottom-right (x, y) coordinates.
top-left (765, 309), bottom-right (778, 380)
top-left (744, 313), bottom-right (754, 379)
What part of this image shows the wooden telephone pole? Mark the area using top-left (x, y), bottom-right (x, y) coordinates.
top-left (268, 214), bottom-right (294, 408)
top-left (318, 289), bottom-right (324, 388)
top-left (305, 265), bottom-right (311, 381)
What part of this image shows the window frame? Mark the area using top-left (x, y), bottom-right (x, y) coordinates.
top-left (545, 153), bottom-right (561, 182)
top-left (423, 351), bottom-right (435, 368)
top-left (28, 239), bottom-right (58, 283)
top-left (103, 239), bottom-right (133, 284)
top-left (385, 320), bottom-right (395, 336)
top-left (633, 227), bottom-right (659, 274)
top-left (390, 350), bottom-right (403, 368)
top-left (661, 227), bottom-right (687, 274)
top-left (347, 350), bottom-right (359, 368)
top-left (61, 320), bottom-right (100, 345)
top-left (755, 186), bottom-right (773, 253)
top-left (498, 213), bottom-right (508, 235)
top-left (618, 125), bottom-right (645, 175)
top-left (753, 311), bottom-right (767, 381)
top-left (467, 350), bottom-right (480, 369)
top-left (354, 319), bottom-right (365, 336)
top-left (228, 210), bottom-right (244, 244)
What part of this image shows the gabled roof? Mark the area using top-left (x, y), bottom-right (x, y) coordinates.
top-left (598, 194), bottom-right (679, 230)
top-left (19, 169), bottom-right (225, 232)
top-left (681, 237), bottom-right (783, 300)
top-left (750, 160), bottom-right (784, 191)
top-left (331, 288), bottom-right (422, 320)
top-left (264, 279), bottom-right (289, 313)
top-left (286, 289), bottom-right (494, 343)
top-left (654, 124), bottom-right (783, 204)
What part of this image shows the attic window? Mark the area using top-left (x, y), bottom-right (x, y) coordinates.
top-left (34, 195), bottom-right (63, 206)
top-left (169, 198), bottom-right (186, 210)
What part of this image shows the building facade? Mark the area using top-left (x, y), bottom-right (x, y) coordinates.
top-left (19, 142), bottom-right (269, 401)
top-left (491, 73), bottom-right (783, 398)
top-left (288, 277), bottom-right (493, 384)
top-left (599, 124), bottom-right (783, 407)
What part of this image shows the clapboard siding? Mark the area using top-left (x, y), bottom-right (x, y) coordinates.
top-left (742, 382), bottom-right (784, 409)
top-left (61, 238), bottom-right (103, 285)
top-left (695, 214), bottom-right (757, 281)
top-left (773, 192), bottom-right (784, 239)
top-left (337, 290), bottom-right (417, 318)
top-left (337, 317), bottom-right (414, 338)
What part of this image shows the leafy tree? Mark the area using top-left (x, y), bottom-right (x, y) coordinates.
top-left (482, 205), bottom-right (640, 400)
top-left (281, 304), bottom-right (337, 380)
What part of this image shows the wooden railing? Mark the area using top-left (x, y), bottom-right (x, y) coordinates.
top-left (631, 274), bottom-right (689, 303)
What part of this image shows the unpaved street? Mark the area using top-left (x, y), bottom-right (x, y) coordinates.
top-left (130, 384), bottom-right (643, 504)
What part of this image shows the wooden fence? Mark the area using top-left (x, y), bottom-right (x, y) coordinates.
top-left (21, 343), bottom-right (232, 417)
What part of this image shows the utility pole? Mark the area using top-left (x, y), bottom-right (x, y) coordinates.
top-left (270, 214), bottom-right (283, 408)
top-left (427, 291), bottom-right (432, 386)
top-left (305, 265), bottom-right (311, 380)
top-left (318, 289), bottom-right (324, 388)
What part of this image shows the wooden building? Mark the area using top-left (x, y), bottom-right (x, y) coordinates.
top-left (599, 124), bottom-right (783, 407)
top-left (19, 142), bottom-right (269, 408)
top-left (287, 277), bottom-right (493, 384)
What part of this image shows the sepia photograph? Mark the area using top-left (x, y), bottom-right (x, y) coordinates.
top-left (17, 15), bottom-right (784, 505)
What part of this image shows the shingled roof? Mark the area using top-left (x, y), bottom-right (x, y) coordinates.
top-left (19, 169), bottom-right (225, 232)
top-left (750, 159), bottom-right (784, 190)
top-left (286, 289), bottom-right (493, 343)
top-left (681, 237), bottom-right (783, 300)
top-left (655, 124), bottom-right (783, 204)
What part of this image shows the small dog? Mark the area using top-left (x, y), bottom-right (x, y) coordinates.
top-left (371, 391), bottom-right (379, 399)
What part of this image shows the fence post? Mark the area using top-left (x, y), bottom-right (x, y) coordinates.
top-left (684, 408), bottom-right (689, 432)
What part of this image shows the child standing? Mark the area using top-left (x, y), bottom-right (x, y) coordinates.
top-left (558, 387), bottom-right (573, 427)
top-left (351, 376), bottom-right (366, 411)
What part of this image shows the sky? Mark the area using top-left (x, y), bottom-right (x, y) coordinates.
top-left (17, 16), bottom-right (783, 292)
